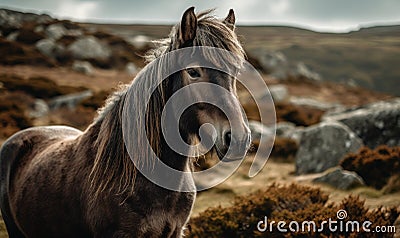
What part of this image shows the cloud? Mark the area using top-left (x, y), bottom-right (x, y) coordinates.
top-left (56, 0), bottom-right (98, 20)
top-left (1, 0), bottom-right (400, 32)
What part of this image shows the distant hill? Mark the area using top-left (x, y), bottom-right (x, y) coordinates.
top-left (87, 23), bottom-right (400, 96)
top-left (1, 7), bottom-right (399, 96)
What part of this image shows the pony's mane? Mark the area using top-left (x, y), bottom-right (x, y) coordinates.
top-left (89, 9), bottom-right (244, 198)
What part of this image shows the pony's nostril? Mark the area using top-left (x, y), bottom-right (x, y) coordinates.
top-left (224, 131), bottom-right (231, 146)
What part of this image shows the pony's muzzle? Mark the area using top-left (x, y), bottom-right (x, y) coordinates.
top-left (219, 127), bottom-right (251, 161)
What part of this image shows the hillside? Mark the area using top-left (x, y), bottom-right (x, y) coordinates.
top-left (86, 23), bottom-right (400, 96)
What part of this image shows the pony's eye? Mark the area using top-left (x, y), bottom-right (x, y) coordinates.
top-left (186, 68), bottom-right (201, 79)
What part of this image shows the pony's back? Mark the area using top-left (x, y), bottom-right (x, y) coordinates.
top-left (0, 126), bottom-right (83, 237)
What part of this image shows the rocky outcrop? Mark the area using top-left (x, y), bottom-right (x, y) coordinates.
top-left (313, 167), bottom-right (365, 190)
top-left (72, 60), bottom-right (94, 75)
top-left (35, 39), bottom-right (64, 58)
top-left (295, 121), bottom-right (363, 175)
top-left (125, 62), bottom-right (138, 76)
top-left (67, 36), bottom-right (111, 61)
top-left (324, 98), bottom-right (400, 148)
top-left (0, 9), bottom-right (52, 28)
top-left (45, 23), bottom-right (67, 40)
top-left (269, 84), bottom-right (289, 102)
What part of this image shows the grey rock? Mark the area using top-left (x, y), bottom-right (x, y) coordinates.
top-left (295, 62), bottom-right (321, 81)
top-left (250, 49), bottom-right (287, 72)
top-left (269, 84), bottom-right (289, 102)
top-left (295, 121), bottom-right (363, 175)
top-left (34, 25), bottom-right (44, 33)
top-left (248, 120), bottom-right (275, 141)
top-left (35, 39), bottom-right (56, 57)
top-left (45, 23), bottom-right (66, 40)
top-left (276, 122), bottom-right (296, 137)
top-left (6, 31), bottom-right (18, 41)
top-left (289, 97), bottom-right (343, 110)
top-left (275, 122), bottom-right (304, 143)
top-left (72, 61), bottom-right (94, 75)
top-left (35, 14), bottom-right (52, 24)
top-left (68, 36), bottom-right (111, 60)
top-left (49, 90), bottom-right (93, 110)
top-left (125, 62), bottom-right (138, 76)
top-left (29, 99), bottom-right (49, 118)
top-left (0, 9), bottom-right (52, 28)
top-left (313, 167), bottom-right (365, 190)
top-left (65, 29), bottom-right (83, 37)
top-left (36, 40), bottom-right (66, 59)
top-left (324, 99), bottom-right (400, 148)
top-left (0, 9), bottom-right (22, 28)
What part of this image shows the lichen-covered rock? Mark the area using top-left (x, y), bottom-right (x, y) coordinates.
top-left (269, 84), bottom-right (289, 102)
top-left (72, 60), bottom-right (94, 75)
top-left (313, 167), bottom-right (365, 190)
top-left (45, 23), bottom-right (67, 40)
top-left (295, 121), bottom-right (363, 174)
top-left (324, 99), bottom-right (400, 148)
top-left (67, 36), bottom-right (111, 60)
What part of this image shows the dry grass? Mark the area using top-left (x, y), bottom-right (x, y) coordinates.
top-left (341, 146), bottom-right (400, 190)
top-left (187, 183), bottom-right (399, 237)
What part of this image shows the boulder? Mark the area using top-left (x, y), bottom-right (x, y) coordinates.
top-left (125, 62), bottom-right (138, 76)
top-left (67, 36), bottom-right (111, 60)
top-left (35, 14), bottom-right (52, 24)
top-left (249, 49), bottom-right (287, 73)
top-left (35, 39), bottom-right (56, 57)
top-left (295, 121), bottom-right (363, 175)
top-left (45, 23), bottom-right (66, 40)
top-left (48, 90), bottom-right (93, 110)
top-left (324, 99), bottom-right (400, 148)
top-left (295, 62), bottom-right (321, 81)
top-left (269, 84), bottom-right (289, 102)
top-left (289, 97), bottom-right (342, 110)
top-left (72, 60), bottom-right (94, 75)
top-left (275, 121), bottom-right (296, 137)
top-left (313, 167), bottom-right (365, 190)
top-left (6, 31), bottom-right (18, 41)
top-left (34, 25), bottom-right (44, 33)
top-left (29, 99), bottom-right (49, 118)
top-left (248, 120), bottom-right (274, 141)
top-left (0, 9), bottom-right (22, 28)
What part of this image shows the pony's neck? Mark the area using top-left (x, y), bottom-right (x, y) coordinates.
top-left (88, 88), bottom-right (190, 176)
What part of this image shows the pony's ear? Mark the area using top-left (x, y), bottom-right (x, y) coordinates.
top-left (223, 9), bottom-right (236, 30)
top-left (179, 7), bottom-right (197, 46)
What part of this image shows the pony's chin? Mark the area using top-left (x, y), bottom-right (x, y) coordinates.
top-left (214, 146), bottom-right (244, 162)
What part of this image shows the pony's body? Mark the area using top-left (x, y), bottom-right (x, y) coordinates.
top-left (0, 7), bottom-right (249, 237)
top-left (1, 120), bottom-right (194, 237)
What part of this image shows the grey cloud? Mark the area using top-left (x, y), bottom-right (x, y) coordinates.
top-left (0, 0), bottom-right (399, 32)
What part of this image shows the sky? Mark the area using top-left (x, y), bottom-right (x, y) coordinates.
top-left (1, 0), bottom-right (400, 32)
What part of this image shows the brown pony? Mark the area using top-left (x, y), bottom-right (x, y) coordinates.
top-left (0, 7), bottom-right (250, 237)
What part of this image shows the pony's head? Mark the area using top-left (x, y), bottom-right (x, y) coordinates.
top-left (154, 7), bottom-right (251, 160)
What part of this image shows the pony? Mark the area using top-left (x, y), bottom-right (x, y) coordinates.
top-left (0, 7), bottom-right (251, 237)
